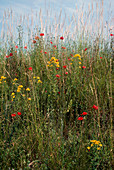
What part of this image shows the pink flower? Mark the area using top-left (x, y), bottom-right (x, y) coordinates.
top-left (56, 74), bottom-right (60, 78)
top-left (40, 33), bottom-right (44, 36)
top-left (82, 66), bottom-right (86, 69)
top-left (28, 67), bottom-right (32, 71)
top-left (11, 114), bottom-right (16, 117)
top-left (65, 72), bottom-right (68, 75)
top-left (81, 112), bottom-right (87, 115)
top-left (78, 117), bottom-right (83, 120)
top-left (60, 36), bottom-right (64, 40)
top-left (17, 112), bottom-right (21, 115)
top-left (92, 105), bottom-right (98, 110)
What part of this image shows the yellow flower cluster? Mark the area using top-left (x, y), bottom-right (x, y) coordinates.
top-left (87, 140), bottom-right (103, 151)
top-left (73, 54), bottom-right (82, 68)
top-left (13, 78), bottom-right (18, 85)
top-left (11, 92), bottom-right (15, 101)
top-left (33, 76), bottom-right (42, 83)
top-left (0, 76), bottom-right (6, 83)
top-left (17, 85), bottom-right (23, 92)
top-left (47, 57), bottom-right (60, 67)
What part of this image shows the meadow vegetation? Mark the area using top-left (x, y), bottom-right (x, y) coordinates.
top-left (0, 2), bottom-right (113, 169)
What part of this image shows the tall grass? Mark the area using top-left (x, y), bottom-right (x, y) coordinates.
top-left (0, 1), bottom-right (113, 169)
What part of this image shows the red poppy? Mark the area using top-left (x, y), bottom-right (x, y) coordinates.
top-left (40, 33), bottom-right (44, 36)
top-left (84, 48), bottom-right (87, 51)
top-left (110, 34), bottom-right (114, 36)
top-left (11, 114), bottom-right (16, 117)
top-left (33, 40), bottom-right (36, 43)
top-left (92, 105), bottom-right (98, 110)
top-left (58, 92), bottom-right (60, 94)
top-left (24, 46), bottom-right (27, 49)
top-left (63, 65), bottom-right (66, 69)
top-left (44, 52), bottom-right (47, 54)
top-left (65, 72), bottom-right (68, 75)
top-left (70, 54), bottom-right (73, 57)
top-left (68, 58), bottom-right (71, 61)
top-left (81, 112), bottom-right (87, 115)
top-left (56, 74), bottom-right (60, 78)
top-left (100, 57), bottom-right (102, 59)
top-left (6, 55), bottom-right (9, 58)
top-left (17, 112), bottom-right (21, 115)
top-left (35, 36), bottom-right (39, 40)
top-left (56, 68), bottom-right (59, 70)
top-left (15, 46), bottom-right (18, 49)
top-left (9, 53), bottom-right (13, 56)
top-left (62, 47), bottom-right (66, 49)
top-left (40, 50), bottom-right (43, 53)
top-left (28, 67), bottom-right (32, 71)
top-left (78, 117), bottom-right (83, 120)
top-left (82, 66), bottom-right (86, 69)
top-left (56, 59), bottom-right (59, 62)
top-left (50, 41), bottom-right (53, 44)
top-left (54, 45), bottom-right (56, 48)
top-left (60, 36), bottom-right (64, 40)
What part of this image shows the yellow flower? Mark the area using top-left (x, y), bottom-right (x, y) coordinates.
top-left (73, 54), bottom-right (81, 58)
top-left (33, 76), bottom-right (36, 79)
top-left (91, 144), bottom-right (94, 147)
top-left (87, 147), bottom-right (90, 150)
top-left (79, 62), bottom-right (82, 64)
top-left (11, 93), bottom-right (15, 96)
top-left (95, 141), bottom-right (101, 145)
top-left (47, 65), bottom-right (49, 67)
top-left (0, 79), bottom-right (2, 81)
top-left (17, 89), bottom-right (20, 92)
top-left (79, 66), bottom-right (81, 68)
top-left (13, 96), bottom-right (15, 98)
top-left (71, 59), bottom-right (74, 61)
top-left (97, 147), bottom-right (101, 150)
top-left (99, 144), bottom-right (102, 147)
top-left (14, 78), bottom-right (18, 81)
top-left (70, 63), bottom-right (72, 65)
top-left (37, 77), bottom-right (40, 79)
top-left (18, 85), bottom-right (23, 88)
top-left (22, 94), bottom-right (25, 97)
top-left (26, 88), bottom-right (30, 91)
top-left (38, 80), bottom-right (42, 83)
top-left (28, 98), bottom-right (31, 100)
top-left (90, 140), bottom-right (96, 143)
top-left (79, 58), bottom-right (81, 60)
top-left (56, 65), bottom-right (60, 67)
top-left (4, 81), bottom-right (6, 83)
top-left (1, 76), bottom-right (6, 79)
top-left (12, 83), bottom-right (15, 85)
top-left (50, 65), bottom-right (53, 67)
top-left (0, 82), bottom-right (1, 84)
top-left (56, 62), bottom-right (59, 65)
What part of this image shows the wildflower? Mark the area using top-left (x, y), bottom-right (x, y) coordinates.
top-left (92, 105), bottom-right (98, 110)
top-left (37, 77), bottom-right (40, 79)
top-left (100, 57), bottom-right (102, 59)
top-left (62, 47), bottom-right (66, 49)
top-left (65, 72), bottom-right (68, 75)
top-left (70, 54), bottom-right (73, 57)
top-left (91, 144), bottom-right (94, 147)
top-left (15, 46), bottom-right (18, 48)
top-left (110, 34), bottom-right (114, 36)
top-left (82, 66), bottom-right (86, 69)
top-left (58, 92), bottom-right (60, 94)
top-left (22, 94), bottom-right (25, 97)
top-left (90, 140), bottom-right (96, 143)
top-left (40, 50), bottom-right (43, 53)
top-left (12, 96), bottom-right (15, 99)
top-left (70, 63), bottom-right (72, 65)
top-left (33, 76), bottom-right (36, 79)
top-left (63, 65), bottom-right (66, 69)
top-left (81, 112), bottom-right (87, 115)
top-left (40, 33), bottom-right (44, 36)
top-left (28, 67), bottom-right (32, 71)
top-left (6, 55), bottom-right (9, 58)
top-left (60, 36), bottom-right (64, 40)
top-left (26, 88), bottom-right (30, 91)
top-left (56, 65), bottom-right (60, 67)
top-left (9, 53), bottom-right (13, 56)
top-left (17, 89), bottom-right (21, 92)
top-left (11, 114), bottom-right (16, 117)
top-left (44, 52), bottom-right (47, 54)
top-left (56, 74), bottom-right (60, 78)
top-left (99, 144), bottom-right (102, 147)
top-left (14, 78), bottom-right (18, 81)
top-left (84, 48), bottom-right (87, 51)
top-left (1, 76), bottom-right (6, 79)
top-left (56, 68), bottom-right (59, 70)
top-left (79, 66), bottom-right (81, 68)
top-left (95, 141), bottom-right (101, 145)
top-left (56, 59), bottom-right (59, 62)
top-left (35, 36), bottom-right (39, 40)
top-left (33, 40), bottom-right (36, 43)
top-left (54, 45), bottom-right (56, 48)
top-left (79, 62), bottom-right (82, 64)
top-left (18, 85), bottom-right (23, 88)
top-left (73, 54), bottom-right (81, 58)
top-left (68, 58), bottom-right (71, 61)
top-left (38, 80), bottom-right (42, 83)
top-left (78, 117), bottom-right (83, 120)
top-left (50, 41), bottom-right (53, 44)
top-left (97, 147), bottom-right (101, 150)
top-left (11, 93), bottom-right (15, 96)
top-left (28, 98), bottom-right (31, 100)
top-left (17, 112), bottom-right (21, 115)
top-left (87, 147), bottom-right (90, 150)
top-left (24, 46), bottom-right (27, 49)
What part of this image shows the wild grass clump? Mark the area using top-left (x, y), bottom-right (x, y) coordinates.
top-left (0, 3), bottom-right (113, 169)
